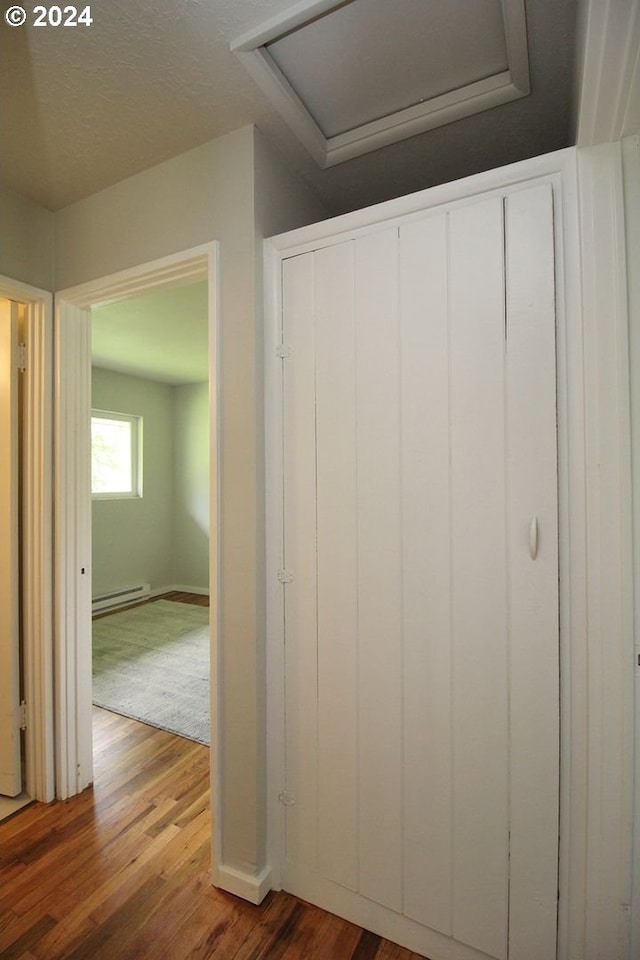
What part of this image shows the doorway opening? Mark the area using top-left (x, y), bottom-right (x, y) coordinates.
top-left (89, 279), bottom-right (211, 745)
top-left (53, 243), bottom-right (219, 803)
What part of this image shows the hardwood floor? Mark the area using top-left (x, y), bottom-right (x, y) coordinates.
top-left (0, 709), bottom-right (426, 960)
top-left (161, 591), bottom-right (209, 607)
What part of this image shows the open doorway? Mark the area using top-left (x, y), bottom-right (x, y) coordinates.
top-left (89, 280), bottom-right (211, 744)
top-left (53, 243), bottom-right (219, 800)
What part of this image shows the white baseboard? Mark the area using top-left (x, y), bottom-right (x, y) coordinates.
top-left (212, 862), bottom-right (272, 905)
top-left (150, 584), bottom-right (210, 599)
top-left (171, 583), bottom-right (210, 596)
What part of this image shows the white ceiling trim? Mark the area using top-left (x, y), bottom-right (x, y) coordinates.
top-left (231, 0), bottom-right (531, 168)
top-left (574, 0), bottom-right (640, 145)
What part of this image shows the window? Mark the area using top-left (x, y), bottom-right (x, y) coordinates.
top-left (91, 410), bottom-right (142, 498)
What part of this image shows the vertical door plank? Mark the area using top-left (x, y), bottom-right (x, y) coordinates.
top-left (315, 241), bottom-right (359, 890)
top-left (282, 254), bottom-right (319, 871)
top-left (0, 299), bottom-right (21, 797)
top-left (504, 184), bottom-right (559, 958)
top-left (355, 229), bottom-right (403, 912)
top-left (399, 214), bottom-right (453, 935)
top-left (448, 198), bottom-right (509, 960)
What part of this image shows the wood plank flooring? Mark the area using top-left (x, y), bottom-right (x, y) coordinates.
top-left (0, 708), bottom-right (427, 960)
top-left (162, 591), bottom-right (209, 608)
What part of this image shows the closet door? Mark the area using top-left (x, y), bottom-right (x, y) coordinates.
top-left (279, 183), bottom-right (558, 960)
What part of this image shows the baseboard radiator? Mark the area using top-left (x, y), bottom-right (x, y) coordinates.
top-left (92, 582), bottom-right (151, 614)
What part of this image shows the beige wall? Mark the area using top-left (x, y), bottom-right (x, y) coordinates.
top-left (92, 367), bottom-right (175, 596)
top-left (55, 124), bottom-right (327, 880)
top-left (0, 185), bottom-right (54, 291)
top-left (55, 128), bottom-right (254, 289)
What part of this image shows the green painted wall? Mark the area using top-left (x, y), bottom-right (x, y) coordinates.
top-left (92, 367), bottom-right (174, 596)
top-left (173, 382), bottom-right (210, 591)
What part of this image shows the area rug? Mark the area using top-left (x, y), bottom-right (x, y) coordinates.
top-left (92, 600), bottom-right (210, 744)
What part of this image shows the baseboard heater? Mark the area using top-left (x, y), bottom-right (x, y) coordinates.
top-left (92, 582), bottom-right (151, 614)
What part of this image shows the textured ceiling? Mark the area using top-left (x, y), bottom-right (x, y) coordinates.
top-left (92, 281), bottom-right (209, 385)
top-left (0, 0), bottom-right (577, 216)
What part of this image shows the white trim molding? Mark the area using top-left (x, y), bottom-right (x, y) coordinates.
top-left (212, 863), bottom-right (272, 905)
top-left (263, 145), bottom-right (635, 957)
top-left (54, 300), bottom-right (93, 799)
top-left (575, 0), bottom-right (640, 145)
top-left (576, 140), bottom-right (635, 959)
top-left (232, 0), bottom-right (530, 168)
top-left (0, 275), bottom-right (55, 804)
top-left (623, 132), bottom-right (640, 960)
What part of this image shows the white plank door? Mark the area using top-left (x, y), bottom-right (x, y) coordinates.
top-left (0, 299), bottom-right (22, 798)
top-left (280, 183), bottom-right (559, 960)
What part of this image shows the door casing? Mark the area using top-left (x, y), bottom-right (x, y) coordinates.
top-left (0, 276), bottom-right (54, 804)
top-left (53, 243), bottom-right (221, 818)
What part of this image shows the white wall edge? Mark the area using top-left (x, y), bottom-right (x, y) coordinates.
top-left (264, 240), bottom-right (286, 891)
top-left (577, 140), bottom-right (635, 958)
top-left (212, 862), bottom-right (272, 905)
top-left (623, 130), bottom-right (640, 960)
top-left (575, 0), bottom-right (640, 145)
top-left (53, 300), bottom-right (93, 799)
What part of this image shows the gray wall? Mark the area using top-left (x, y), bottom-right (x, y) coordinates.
top-left (92, 367), bottom-right (174, 596)
top-left (56, 124), bottom-right (327, 878)
top-left (0, 185), bottom-right (54, 290)
top-left (57, 126), bottom-right (261, 868)
top-left (92, 370), bottom-right (210, 595)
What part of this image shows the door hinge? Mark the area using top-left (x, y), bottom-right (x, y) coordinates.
top-left (278, 790), bottom-right (296, 806)
top-left (278, 568), bottom-right (294, 583)
top-left (19, 701), bottom-right (27, 731)
top-left (17, 343), bottom-right (26, 372)
top-left (276, 343), bottom-right (292, 360)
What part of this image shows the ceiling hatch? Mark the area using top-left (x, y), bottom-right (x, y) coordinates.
top-left (231, 0), bottom-right (530, 168)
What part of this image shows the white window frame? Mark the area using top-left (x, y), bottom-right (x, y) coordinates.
top-left (91, 408), bottom-right (143, 500)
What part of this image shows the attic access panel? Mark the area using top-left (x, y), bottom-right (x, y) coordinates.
top-left (231, 0), bottom-right (530, 168)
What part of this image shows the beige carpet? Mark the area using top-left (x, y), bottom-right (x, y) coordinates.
top-left (92, 600), bottom-right (210, 744)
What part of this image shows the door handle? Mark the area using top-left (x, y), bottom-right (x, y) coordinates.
top-left (529, 517), bottom-right (538, 560)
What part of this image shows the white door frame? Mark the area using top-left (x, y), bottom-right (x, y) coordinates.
top-left (54, 242), bottom-right (220, 800)
top-left (0, 275), bottom-right (55, 803)
top-left (264, 144), bottom-right (635, 958)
